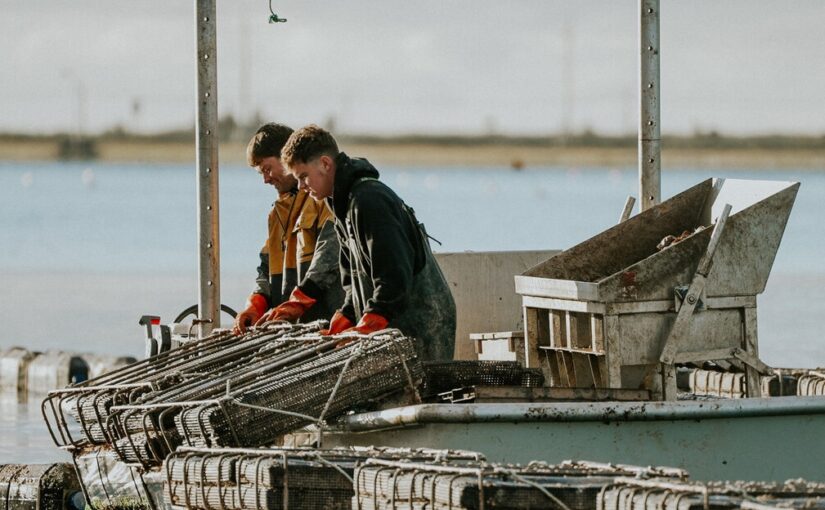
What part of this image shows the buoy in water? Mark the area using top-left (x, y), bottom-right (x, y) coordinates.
top-left (81, 168), bottom-right (95, 188)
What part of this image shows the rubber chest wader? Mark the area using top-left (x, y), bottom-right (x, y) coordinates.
top-left (344, 177), bottom-right (456, 362)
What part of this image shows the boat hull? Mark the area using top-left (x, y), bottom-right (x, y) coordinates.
top-left (325, 397), bottom-right (825, 481)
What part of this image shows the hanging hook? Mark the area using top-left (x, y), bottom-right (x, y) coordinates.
top-left (268, 0), bottom-right (287, 24)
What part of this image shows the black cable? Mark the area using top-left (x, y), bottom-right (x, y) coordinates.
top-left (268, 0), bottom-right (287, 24)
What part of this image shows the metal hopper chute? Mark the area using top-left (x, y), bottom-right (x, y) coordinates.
top-left (515, 178), bottom-right (799, 400)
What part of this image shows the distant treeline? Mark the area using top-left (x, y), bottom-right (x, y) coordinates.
top-left (343, 131), bottom-right (825, 150)
top-left (3, 125), bottom-right (825, 150)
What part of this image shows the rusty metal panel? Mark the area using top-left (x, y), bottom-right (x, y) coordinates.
top-left (704, 181), bottom-right (799, 296)
top-left (617, 309), bottom-right (743, 366)
top-left (598, 232), bottom-right (708, 302)
top-left (519, 179), bottom-right (711, 287)
top-left (518, 178), bottom-right (798, 303)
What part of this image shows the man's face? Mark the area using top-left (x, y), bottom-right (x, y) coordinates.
top-left (255, 156), bottom-right (296, 194)
top-left (288, 155), bottom-right (335, 200)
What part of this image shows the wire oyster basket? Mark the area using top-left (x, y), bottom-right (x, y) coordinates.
top-left (172, 330), bottom-right (423, 450)
top-left (420, 360), bottom-right (545, 398)
top-left (42, 322), bottom-right (423, 469)
top-left (163, 446), bottom-right (484, 510)
top-left (42, 322), bottom-right (309, 451)
top-left (598, 477), bottom-right (825, 510)
top-left (353, 459), bottom-right (688, 510)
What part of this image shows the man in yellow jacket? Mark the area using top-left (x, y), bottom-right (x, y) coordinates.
top-left (232, 123), bottom-right (342, 334)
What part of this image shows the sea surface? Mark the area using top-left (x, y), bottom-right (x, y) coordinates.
top-left (1, 160), bottom-right (824, 463)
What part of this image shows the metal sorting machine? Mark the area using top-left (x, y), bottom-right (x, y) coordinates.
top-left (514, 178), bottom-right (799, 400)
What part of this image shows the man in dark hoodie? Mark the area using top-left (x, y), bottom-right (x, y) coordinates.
top-left (278, 124), bottom-right (456, 361)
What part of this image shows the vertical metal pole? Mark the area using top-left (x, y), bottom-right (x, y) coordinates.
top-left (639, 0), bottom-right (661, 212)
top-left (195, 0), bottom-right (220, 337)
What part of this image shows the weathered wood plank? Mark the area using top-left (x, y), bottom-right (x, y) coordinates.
top-left (591, 314), bottom-right (605, 352)
top-left (522, 307), bottom-right (540, 368)
top-left (521, 295), bottom-right (606, 314)
top-left (604, 314), bottom-right (622, 388)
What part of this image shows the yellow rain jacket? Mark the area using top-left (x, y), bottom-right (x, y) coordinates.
top-left (253, 189), bottom-right (333, 306)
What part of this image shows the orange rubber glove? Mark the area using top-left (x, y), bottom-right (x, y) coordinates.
top-left (256, 287), bottom-right (316, 326)
top-left (344, 312), bottom-right (389, 335)
top-left (320, 310), bottom-right (354, 335)
top-left (233, 293), bottom-right (268, 335)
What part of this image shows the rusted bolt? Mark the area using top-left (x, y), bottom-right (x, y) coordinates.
top-left (648, 121), bottom-right (654, 126)
top-left (649, 158), bottom-right (655, 163)
top-left (687, 295), bottom-right (696, 304)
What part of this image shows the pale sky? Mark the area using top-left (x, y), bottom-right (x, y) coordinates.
top-left (2, 1), bottom-right (824, 136)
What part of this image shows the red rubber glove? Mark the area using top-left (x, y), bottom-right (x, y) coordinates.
top-left (320, 310), bottom-right (354, 335)
top-left (256, 287), bottom-right (316, 326)
top-left (233, 293), bottom-right (268, 335)
top-left (344, 312), bottom-right (389, 335)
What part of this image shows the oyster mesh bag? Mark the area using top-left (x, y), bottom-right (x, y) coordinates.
top-left (164, 446), bottom-right (485, 510)
top-left (354, 460), bottom-right (688, 510)
top-left (421, 360), bottom-right (545, 396)
top-left (599, 478), bottom-right (825, 510)
top-left (175, 331), bottom-right (423, 448)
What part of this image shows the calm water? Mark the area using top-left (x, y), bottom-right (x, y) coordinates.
top-left (2, 161), bottom-right (823, 272)
top-left (1, 160), bottom-right (824, 462)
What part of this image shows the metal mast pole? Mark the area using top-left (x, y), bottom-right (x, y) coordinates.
top-left (195, 0), bottom-right (220, 337)
top-left (639, 0), bottom-right (661, 212)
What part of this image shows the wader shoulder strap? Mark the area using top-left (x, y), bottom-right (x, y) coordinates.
top-left (348, 175), bottom-right (430, 276)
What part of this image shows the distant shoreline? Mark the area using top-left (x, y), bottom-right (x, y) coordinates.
top-left (2, 138), bottom-right (825, 169)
